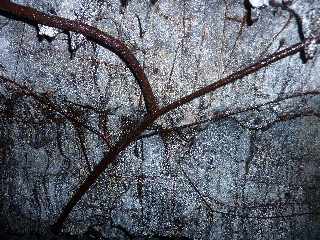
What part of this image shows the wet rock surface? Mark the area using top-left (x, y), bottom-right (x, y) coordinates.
top-left (0, 0), bottom-right (320, 239)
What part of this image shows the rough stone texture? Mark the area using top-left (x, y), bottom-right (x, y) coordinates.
top-left (0, 0), bottom-right (320, 239)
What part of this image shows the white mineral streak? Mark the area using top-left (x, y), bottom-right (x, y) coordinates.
top-left (38, 25), bottom-right (59, 38)
top-left (249, 0), bottom-right (269, 8)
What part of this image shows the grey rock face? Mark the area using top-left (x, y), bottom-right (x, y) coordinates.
top-left (0, 0), bottom-right (319, 239)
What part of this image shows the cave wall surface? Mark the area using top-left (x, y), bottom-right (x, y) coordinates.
top-left (0, 0), bottom-right (320, 239)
